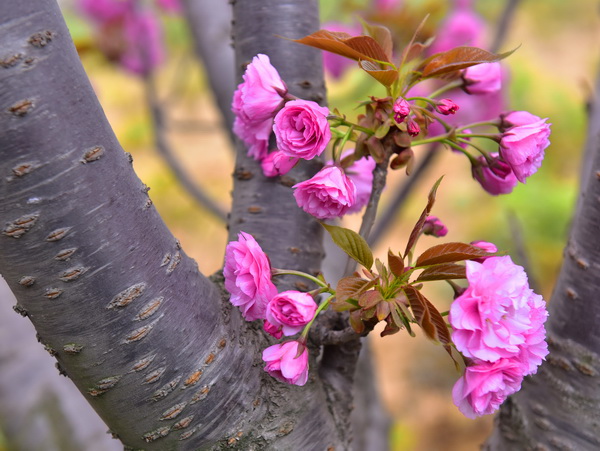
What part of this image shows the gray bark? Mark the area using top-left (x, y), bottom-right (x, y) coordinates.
top-left (0, 1), bottom-right (357, 449)
top-left (0, 276), bottom-right (121, 451)
top-left (485, 65), bottom-right (600, 451)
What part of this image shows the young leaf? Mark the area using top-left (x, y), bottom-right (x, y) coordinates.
top-left (358, 289), bottom-right (383, 309)
top-left (380, 316), bottom-right (401, 337)
top-left (336, 276), bottom-right (378, 303)
top-left (322, 223), bottom-right (374, 269)
top-left (359, 60), bottom-right (399, 87)
top-left (400, 14), bottom-right (430, 68)
top-left (421, 46), bottom-right (517, 78)
top-left (359, 18), bottom-right (394, 61)
top-left (376, 300), bottom-right (391, 321)
top-left (388, 250), bottom-right (404, 277)
top-left (415, 263), bottom-right (466, 282)
top-left (403, 176), bottom-right (443, 258)
top-left (293, 30), bottom-right (391, 63)
top-left (404, 285), bottom-right (452, 350)
top-left (350, 310), bottom-right (365, 334)
top-left (415, 242), bottom-right (494, 267)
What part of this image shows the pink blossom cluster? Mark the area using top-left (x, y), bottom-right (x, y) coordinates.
top-left (223, 232), bottom-right (316, 386)
top-left (449, 255), bottom-right (548, 418)
top-left (78, 0), bottom-right (179, 75)
top-left (232, 54), bottom-right (376, 219)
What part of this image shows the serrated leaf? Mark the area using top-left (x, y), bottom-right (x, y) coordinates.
top-left (403, 176), bottom-right (443, 257)
top-left (359, 60), bottom-right (399, 87)
top-left (322, 223), bottom-right (374, 269)
top-left (358, 290), bottom-right (383, 309)
top-left (359, 18), bottom-right (394, 61)
top-left (416, 263), bottom-right (466, 282)
top-left (293, 30), bottom-right (391, 63)
top-left (388, 250), bottom-right (405, 277)
top-left (404, 286), bottom-right (451, 343)
top-left (415, 242), bottom-right (493, 267)
top-left (421, 46), bottom-right (517, 78)
top-left (336, 276), bottom-right (377, 303)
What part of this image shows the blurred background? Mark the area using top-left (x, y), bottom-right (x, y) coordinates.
top-left (1, 0), bottom-right (599, 449)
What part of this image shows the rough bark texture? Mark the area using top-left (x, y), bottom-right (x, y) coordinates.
top-left (0, 278), bottom-right (121, 451)
top-left (485, 66), bottom-right (600, 451)
top-left (0, 1), bottom-right (358, 450)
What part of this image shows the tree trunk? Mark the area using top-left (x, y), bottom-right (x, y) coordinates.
top-left (485, 66), bottom-right (600, 451)
top-left (0, 0), bottom-right (358, 449)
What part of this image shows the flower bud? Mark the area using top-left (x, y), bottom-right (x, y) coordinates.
top-left (471, 153), bottom-right (518, 195)
top-left (423, 216), bottom-right (448, 237)
top-left (436, 99), bottom-right (460, 115)
top-left (393, 98), bottom-right (411, 123)
top-left (407, 119), bottom-right (420, 137)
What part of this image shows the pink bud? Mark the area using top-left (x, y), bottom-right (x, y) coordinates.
top-left (463, 63), bottom-right (502, 95)
top-left (470, 240), bottom-right (498, 263)
top-left (407, 119), bottom-right (420, 137)
top-left (471, 153), bottom-right (518, 195)
top-left (423, 216), bottom-right (448, 237)
top-left (393, 98), bottom-right (411, 123)
top-left (263, 320), bottom-right (283, 339)
top-left (436, 99), bottom-right (459, 115)
top-left (266, 291), bottom-right (317, 336)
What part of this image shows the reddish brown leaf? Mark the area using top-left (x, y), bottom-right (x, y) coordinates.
top-left (404, 285), bottom-right (451, 348)
top-left (415, 242), bottom-right (494, 267)
top-left (359, 60), bottom-right (399, 86)
top-left (380, 316), bottom-right (401, 337)
top-left (361, 20), bottom-right (394, 61)
top-left (421, 46), bottom-right (516, 78)
top-left (400, 14), bottom-right (430, 66)
top-left (376, 301), bottom-right (391, 321)
top-left (350, 310), bottom-right (365, 334)
top-left (416, 263), bottom-right (466, 282)
top-left (403, 177), bottom-right (443, 257)
top-left (336, 276), bottom-right (377, 303)
top-left (293, 30), bottom-right (391, 63)
top-left (388, 250), bottom-right (405, 277)
top-left (358, 290), bottom-right (383, 309)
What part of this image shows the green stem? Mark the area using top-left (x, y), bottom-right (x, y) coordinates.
top-left (300, 294), bottom-right (334, 340)
top-left (407, 95), bottom-right (438, 108)
top-left (456, 133), bottom-right (501, 141)
top-left (457, 138), bottom-right (493, 162)
top-left (441, 139), bottom-right (478, 164)
top-left (428, 79), bottom-right (463, 99)
top-left (272, 269), bottom-right (330, 289)
top-left (456, 120), bottom-right (500, 131)
top-left (410, 136), bottom-right (448, 147)
top-left (329, 116), bottom-right (374, 136)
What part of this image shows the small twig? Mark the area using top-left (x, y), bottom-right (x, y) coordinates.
top-left (491, 0), bottom-right (522, 53)
top-left (144, 76), bottom-right (228, 222)
top-left (507, 211), bottom-right (540, 294)
top-left (368, 144), bottom-right (440, 248)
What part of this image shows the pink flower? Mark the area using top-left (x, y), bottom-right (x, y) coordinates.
top-left (436, 99), bottom-right (459, 115)
top-left (223, 232), bottom-right (277, 321)
top-left (372, 0), bottom-right (402, 11)
top-left (452, 358), bottom-right (525, 419)
top-left (232, 54), bottom-right (287, 160)
top-left (501, 110), bottom-right (543, 128)
top-left (429, 8), bottom-right (485, 55)
top-left (120, 11), bottom-right (164, 75)
top-left (500, 118), bottom-right (551, 183)
top-left (293, 166), bottom-right (356, 219)
top-left (463, 63), bottom-right (502, 95)
top-left (79, 0), bottom-right (132, 22)
top-left (266, 291), bottom-right (317, 336)
top-left (156, 0), bottom-right (181, 14)
top-left (274, 100), bottom-right (331, 160)
top-left (518, 292), bottom-right (549, 375)
top-left (450, 256), bottom-right (548, 363)
top-left (263, 341), bottom-right (309, 386)
top-left (423, 216), bottom-right (448, 237)
top-left (472, 153), bottom-right (518, 195)
top-left (393, 98), bottom-right (411, 123)
top-left (344, 155), bottom-right (376, 214)
top-left (261, 151), bottom-right (299, 177)
top-left (264, 320), bottom-right (283, 339)
top-left (322, 23), bottom-right (361, 79)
